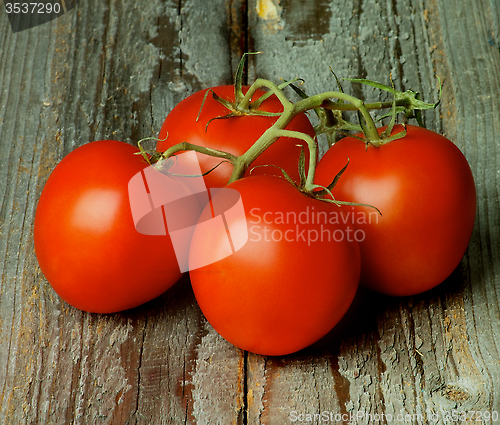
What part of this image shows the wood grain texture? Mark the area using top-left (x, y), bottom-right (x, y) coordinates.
top-left (0, 0), bottom-right (499, 424)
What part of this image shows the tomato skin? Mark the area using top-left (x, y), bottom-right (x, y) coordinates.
top-left (157, 85), bottom-right (315, 188)
top-left (188, 175), bottom-right (360, 356)
top-left (34, 140), bottom-right (189, 313)
top-left (315, 125), bottom-right (476, 296)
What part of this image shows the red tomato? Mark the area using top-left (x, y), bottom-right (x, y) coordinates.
top-left (157, 85), bottom-right (315, 188)
top-left (314, 124), bottom-right (476, 296)
top-left (188, 175), bottom-right (361, 356)
top-left (34, 140), bottom-right (197, 313)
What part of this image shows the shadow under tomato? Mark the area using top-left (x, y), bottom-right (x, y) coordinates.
top-left (111, 258), bottom-right (470, 361)
top-left (294, 261), bottom-right (471, 358)
top-left (293, 286), bottom-right (395, 357)
top-left (115, 273), bottom-right (197, 319)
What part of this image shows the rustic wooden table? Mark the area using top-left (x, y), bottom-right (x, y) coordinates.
top-left (1, 0), bottom-right (499, 423)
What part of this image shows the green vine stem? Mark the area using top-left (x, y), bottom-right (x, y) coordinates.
top-left (156, 79), bottom-right (386, 194)
top-left (154, 67), bottom-right (440, 201)
top-left (226, 78), bottom-right (382, 187)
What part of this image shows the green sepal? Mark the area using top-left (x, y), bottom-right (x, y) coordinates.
top-left (357, 109), bottom-right (374, 146)
top-left (344, 77), bottom-right (441, 123)
top-left (326, 157), bottom-right (350, 192)
top-left (308, 183), bottom-right (382, 214)
top-left (297, 145), bottom-right (307, 189)
top-left (248, 164), bottom-right (296, 186)
top-left (161, 160), bottom-right (227, 178)
top-left (380, 75), bottom-right (398, 139)
top-left (234, 52), bottom-right (262, 104)
top-left (329, 67), bottom-right (345, 100)
top-left (136, 137), bottom-right (166, 165)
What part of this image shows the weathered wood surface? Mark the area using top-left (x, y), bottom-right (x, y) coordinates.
top-left (0, 0), bottom-right (499, 423)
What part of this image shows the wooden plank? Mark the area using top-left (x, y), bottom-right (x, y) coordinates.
top-left (0, 0), bottom-right (246, 423)
top-left (247, 0), bottom-right (500, 421)
top-left (433, 0), bottom-right (500, 411)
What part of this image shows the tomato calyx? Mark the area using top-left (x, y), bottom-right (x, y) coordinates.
top-left (305, 168), bottom-right (382, 215)
top-left (354, 106), bottom-right (408, 149)
top-left (345, 75), bottom-right (442, 127)
top-left (198, 88), bottom-right (282, 133)
top-left (261, 149), bottom-right (381, 214)
top-left (197, 53), bottom-right (304, 132)
top-left (338, 74), bottom-right (438, 148)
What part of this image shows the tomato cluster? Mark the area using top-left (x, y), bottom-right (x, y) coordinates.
top-left (34, 71), bottom-right (476, 356)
